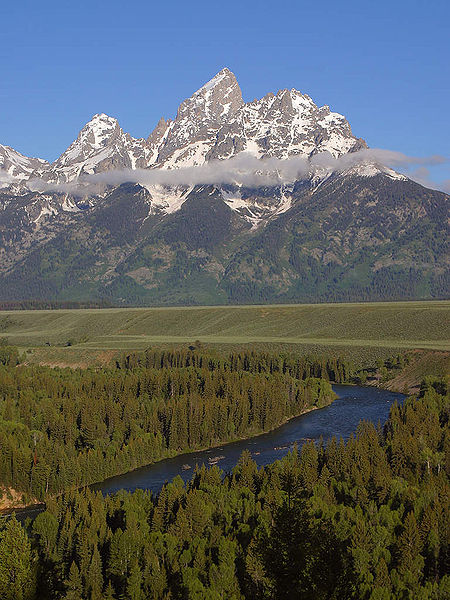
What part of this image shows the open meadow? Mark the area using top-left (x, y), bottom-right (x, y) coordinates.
top-left (1, 301), bottom-right (449, 367)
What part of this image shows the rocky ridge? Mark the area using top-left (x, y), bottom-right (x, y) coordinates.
top-left (0, 69), bottom-right (447, 305)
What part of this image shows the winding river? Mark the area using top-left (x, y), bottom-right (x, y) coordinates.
top-left (6, 384), bottom-right (403, 520)
top-left (92, 384), bottom-right (403, 496)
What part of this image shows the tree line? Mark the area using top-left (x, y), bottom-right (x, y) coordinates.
top-left (0, 300), bottom-right (115, 311)
top-left (118, 347), bottom-right (354, 384)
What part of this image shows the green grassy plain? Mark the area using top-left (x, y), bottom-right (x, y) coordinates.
top-left (1, 300), bottom-right (449, 359)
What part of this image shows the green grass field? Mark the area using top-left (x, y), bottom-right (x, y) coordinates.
top-left (1, 301), bottom-right (449, 353)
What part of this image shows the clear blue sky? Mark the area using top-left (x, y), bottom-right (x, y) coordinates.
top-left (1, 0), bottom-right (449, 188)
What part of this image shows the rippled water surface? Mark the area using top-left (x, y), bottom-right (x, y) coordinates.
top-left (91, 384), bottom-right (403, 497)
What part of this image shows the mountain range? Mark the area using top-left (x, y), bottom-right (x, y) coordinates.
top-left (0, 68), bottom-right (448, 305)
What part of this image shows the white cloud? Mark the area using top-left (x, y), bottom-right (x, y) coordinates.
top-left (14, 149), bottom-right (450, 196)
top-left (0, 172), bottom-right (18, 188)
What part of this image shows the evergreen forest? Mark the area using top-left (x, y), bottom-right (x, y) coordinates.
top-left (0, 347), bottom-right (448, 599)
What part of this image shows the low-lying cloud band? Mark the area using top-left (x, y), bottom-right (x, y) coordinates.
top-left (13, 149), bottom-right (450, 195)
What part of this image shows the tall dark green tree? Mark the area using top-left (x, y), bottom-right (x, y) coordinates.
top-left (0, 516), bottom-right (36, 600)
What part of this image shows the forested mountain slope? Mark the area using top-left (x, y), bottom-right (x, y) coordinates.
top-left (0, 174), bottom-right (447, 304)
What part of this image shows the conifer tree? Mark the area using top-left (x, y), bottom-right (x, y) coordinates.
top-left (126, 559), bottom-right (143, 600)
top-left (64, 562), bottom-right (83, 600)
top-left (86, 547), bottom-right (103, 600)
top-left (0, 515), bottom-right (36, 600)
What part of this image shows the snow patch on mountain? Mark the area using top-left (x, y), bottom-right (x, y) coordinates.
top-left (141, 184), bottom-right (193, 215)
top-left (221, 185), bottom-right (294, 227)
top-left (343, 162), bottom-right (408, 180)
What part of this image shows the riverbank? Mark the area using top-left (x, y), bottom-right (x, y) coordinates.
top-left (91, 384), bottom-right (404, 496)
top-left (365, 349), bottom-right (449, 394)
top-left (2, 384), bottom-right (405, 518)
top-left (0, 393), bottom-right (337, 516)
top-left (3, 347), bottom-right (434, 517)
top-left (0, 486), bottom-right (38, 512)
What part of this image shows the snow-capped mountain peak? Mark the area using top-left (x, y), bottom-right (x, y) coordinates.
top-left (50, 113), bottom-right (130, 173)
top-left (153, 68), bottom-right (244, 169)
top-left (0, 144), bottom-right (48, 188)
top-left (74, 113), bottom-right (121, 151)
top-left (207, 86), bottom-right (366, 162)
top-left (1, 69), bottom-right (370, 187)
top-left (196, 67), bottom-right (234, 91)
top-left (1, 68), bottom-right (407, 223)
top-left (36, 113), bottom-right (152, 184)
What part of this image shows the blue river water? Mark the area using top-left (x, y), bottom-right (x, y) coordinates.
top-left (4, 384), bottom-right (403, 520)
top-left (91, 384), bottom-right (403, 496)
